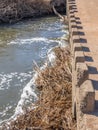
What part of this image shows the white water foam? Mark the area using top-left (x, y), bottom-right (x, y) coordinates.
top-left (0, 72), bottom-right (17, 90)
top-left (7, 37), bottom-right (61, 46)
top-left (13, 49), bottom-right (57, 117)
top-left (0, 72), bottom-right (32, 90)
top-left (0, 72), bottom-right (38, 125)
top-left (12, 46), bottom-right (59, 118)
top-left (13, 73), bottom-right (38, 117)
top-left (8, 37), bottom-right (47, 45)
top-left (47, 33), bottom-right (69, 65)
top-left (0, 22), bottom-right (69, 125)
top-left (0, 71), bottom-right (35, 125)
top-left (47, 49), bottom-right (56, 66)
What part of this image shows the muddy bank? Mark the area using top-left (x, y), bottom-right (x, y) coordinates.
top-left (1, 46), bottom-right (76, 130)
top-left (0, 0), bottom-right (66, 23)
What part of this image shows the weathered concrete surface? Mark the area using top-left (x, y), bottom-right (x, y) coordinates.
top-left (74, 0), bottom-right (98, 129)
top-left (67, 0), bottom-right (98, 129)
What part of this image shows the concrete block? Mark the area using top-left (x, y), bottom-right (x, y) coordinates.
top-left (79, 80), bottom-right (95, 113)
top-left (76, 62), bottom-right (89, 86)
top-left (73, 43), bottom-right (82, 52)
top-left (72, 69), bottom-right (77, 118)
top-left (75, 51), bottom-right (85, 70)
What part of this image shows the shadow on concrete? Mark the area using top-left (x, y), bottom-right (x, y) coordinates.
top-left (73, 38), bottom-right (87, 43)
top-left (82, 46), bottom-right (90, 52)
top-left (88, 66), bottom-right (98, 74)
top-left (69, 0), bottom-right (76, 5)
top-left (76, 21), bottom-right (82, 24)
top-left (91, 79), bottom-right (98, 111)
top-left (75, 17), bottom-right (80, 20)
top-left (91, 80), bottom-right (98, 90)
top-left (85, 56), bottom-right (93, 62)
top-left (69, 2), bottom-right (88, 45)
top-left (68, 0), bottom-right (98, 118)
top-left (95, 100), bottom-right (98, 109)
top-left (69, 0), bottom-right (98, 78)
top-left (71, 25), bottom-right (83, 30)
top-left (68, 0), bottom-right (95, 65)
top-left (72, 31), bottom-right (85, 36)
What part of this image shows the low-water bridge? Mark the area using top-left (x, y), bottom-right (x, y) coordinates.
top-left (67, 0), bottom-right (98, 129)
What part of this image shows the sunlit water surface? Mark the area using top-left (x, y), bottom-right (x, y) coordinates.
top-left (0, 17), bottom-right (68, 122)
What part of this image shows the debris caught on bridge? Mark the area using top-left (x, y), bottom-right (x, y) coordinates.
top-left (1, 46), bottom-right (76, 130)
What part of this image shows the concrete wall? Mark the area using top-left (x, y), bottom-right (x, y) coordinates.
top-left (66, 0), bottom-right (95, 129)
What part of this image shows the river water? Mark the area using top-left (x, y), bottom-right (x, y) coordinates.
top-left (0, 17), bottom-right (68, 123)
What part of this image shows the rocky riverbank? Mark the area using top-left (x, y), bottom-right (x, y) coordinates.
top-left (0, 0), bottom-right (66, 23)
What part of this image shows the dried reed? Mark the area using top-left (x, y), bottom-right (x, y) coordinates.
top-left (1, 46), bottom-right (76, 130)
top-left (0, 0), bottom-right (66, 23)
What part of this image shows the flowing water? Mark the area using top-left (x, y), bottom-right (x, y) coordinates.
top-left (0, 16), bottom-right (68, 123)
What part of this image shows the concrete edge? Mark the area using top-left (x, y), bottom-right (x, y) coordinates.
top-left (66, 0), bottom-right (95, 129)
top-left (79, 80), bottom-right (95, 113)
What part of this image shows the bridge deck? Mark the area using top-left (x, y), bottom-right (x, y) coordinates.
top-left (69, 0), bottom-right (98, 129)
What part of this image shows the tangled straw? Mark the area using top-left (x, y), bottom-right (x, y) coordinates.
top-left (1, 46), bottom-right (76, 130)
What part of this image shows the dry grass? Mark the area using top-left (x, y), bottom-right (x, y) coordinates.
top-left (1, 46), bottom-right (76, 130)
top-left (0, 0), bottom-right (52, 23)
top-left (0, 0), bottom-right (66, 23)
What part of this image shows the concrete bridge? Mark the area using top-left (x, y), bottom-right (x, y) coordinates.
top-left (67, 0), bottom-right (98, 129)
